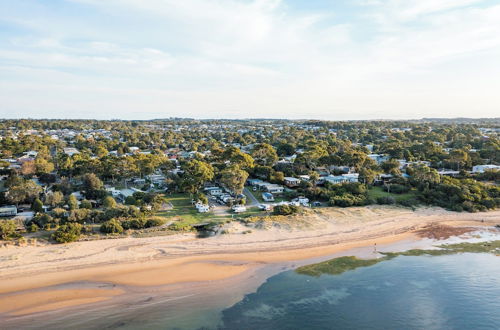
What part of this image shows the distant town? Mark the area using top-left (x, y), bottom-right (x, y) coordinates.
top-left (0, 118), bottom-right (499, 243)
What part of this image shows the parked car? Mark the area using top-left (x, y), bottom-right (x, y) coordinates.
top-left (258, 204), bottom-right (271, 211)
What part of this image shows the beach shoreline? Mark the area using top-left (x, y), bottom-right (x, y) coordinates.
top-left (1, 206), bottom-right (499, 321)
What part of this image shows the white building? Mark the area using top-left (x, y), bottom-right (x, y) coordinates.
top-left (63, 147), bottom-right (80, 156)
top-left (472, 165), bottom-right (500, 173)
top-left (284, 177), bottom-right (301, 187)
top-left (0, 205), bottom-right (17, 217)
top-left (205, 187), bottom-right (223, 196)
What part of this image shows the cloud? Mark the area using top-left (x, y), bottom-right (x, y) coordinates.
top-left (0, 0), bottom-right (499, 119)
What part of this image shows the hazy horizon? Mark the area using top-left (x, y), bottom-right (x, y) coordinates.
top-left (2, 0), bottom-right (500, 120)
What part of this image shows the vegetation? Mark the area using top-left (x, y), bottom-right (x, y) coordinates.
top-left (273, 204), bottom-right (300, 215)
top-left (0, 118), bottom-right (498, 243)
top-left (296, 240), bottom-right (500, 277)
top-left (52, 223), bottom-right (83, 243)
top-left (0, 220), bottom-right (17, 240)
top-left (100, 219), bottom-right (124, 234)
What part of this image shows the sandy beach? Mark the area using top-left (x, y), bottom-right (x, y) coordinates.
top-left (0, 205), bottom-right (499, 319)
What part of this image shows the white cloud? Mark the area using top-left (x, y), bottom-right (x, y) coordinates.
top-left (0, 0), bottom-right (499, 119)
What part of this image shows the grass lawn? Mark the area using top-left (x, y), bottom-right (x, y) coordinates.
top-left (246, 189), bottom-right (286, 204)
top-left (368, 186), bottom-right (417, 202)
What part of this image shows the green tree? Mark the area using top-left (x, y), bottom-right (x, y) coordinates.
top-left (381, 159), bottom-right (401, 176)
top-left (222, 147), bottom-right (254, 171)
top-left (35, 158), bottom-right (54, 175)
top-left (359, 167), bottom-right (377, 184)
top-left (103, 196), bottom-right (117, 209)
top-left (449, 149), bottom-right (469, 170)
top-left (181, 160), bottom-right (214, 193)
top-left (220, 166), bottom-right (249, 195)
top-left (7, 180), bottom-right (42, 206)
top-left (277, 143), bottom-right (295, 156)
top-left (32, 198), bottom-right (44, 213)
top-left (45, 191), bottom-right (64, 207)
top-left (252, 143), bottom-right (278, 166)
top-left (81, 173), bottom-right (104, 199)
top-left (68, 194), bottom-right (79, 210)
top-left (80, 199), bottom-right (92, 209)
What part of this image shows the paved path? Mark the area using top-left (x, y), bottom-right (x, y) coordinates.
top-left (243, 187), bottom-right (259, 206)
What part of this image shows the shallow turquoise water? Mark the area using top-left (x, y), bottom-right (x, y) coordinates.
top-left (219, 253), bottom-right (500, 330)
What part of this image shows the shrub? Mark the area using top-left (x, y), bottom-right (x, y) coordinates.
top-left (376, 196), bottom-right (396, 205)
top-left (329, 194), bottom-right (367, 207)
top-left (100, 219), bottom-right (124, 234)
top-left (103, 196), bottom-right (117, 209)
top-left (145, 217), bottom-right (167, 228)
top-left (168, 222), bottom-right (193, 231)
top-left (68, 208), bottom-right (91, 223)
top-left (125, 196), bottom-right (137, 205)
top-left (80, 199), bottom-right (92, 209)
top-left (28, 223), bottom-right (39, 233)
top-left (31, 213), bottom-right (57, 228)
top-left (122, 218), bottom-right (147, 230)
top-left (398, 198), bottom-right (419, 208)
top-left (0, 220), bottom-right (17, 240)
top-left (273, 204), bottom-right (299, 215)
top-left (52, 223), bottom-right (82, 243)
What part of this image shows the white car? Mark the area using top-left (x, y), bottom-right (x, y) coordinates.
top-left (258, 204), bottom-right (271, 211)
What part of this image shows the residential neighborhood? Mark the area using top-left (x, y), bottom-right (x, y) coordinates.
top-left (0, 118), bottom-right (499, 244)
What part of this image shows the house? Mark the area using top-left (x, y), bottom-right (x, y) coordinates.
top-left (262, 192), bottom-right (274, 202)
top-left (265, 184), bottom-right (284, 194)
top-left (472, 165), bottom-right (500, 173)
top-left (247, 178), bottom-right (264, 186)
top-left (63, 147), bottom-right (80, 156)
top-left (368, 154), bottom-right (389, 164)
top-left (438, 169), bottom-right (460, 177)
top-left (205, 186), bottom-right (223, 196)
top-left (284, 177), bottom-right (301, 187)
top-left (298, 175), bottom-right (310, 181)
top-left (0, 205), bottom-right (17, 217)
top-left (129, 147), bottom-right (140, 153)
top-left (329, 165), bottom-right (350, 173)
top-left (107, 188), bottom-right (143, 202)
top-left (131, 178), bottom-right (146, 185)
top-left (148, 174), bottom-right (166, 185)
top-left (324, 173), bottom-right (359, 185)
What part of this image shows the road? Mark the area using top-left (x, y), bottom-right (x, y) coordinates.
top-left (243, 187), bottom-right (259, 206)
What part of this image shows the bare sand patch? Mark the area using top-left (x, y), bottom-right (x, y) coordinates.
top-left (0, 288), bottom-right (124, 316)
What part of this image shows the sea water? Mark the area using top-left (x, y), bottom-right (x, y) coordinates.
top-left (219, 253), bottom-right (500, 330)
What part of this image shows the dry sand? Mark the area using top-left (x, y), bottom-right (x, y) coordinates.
top-left (0, 205), bottom-right (498, 317)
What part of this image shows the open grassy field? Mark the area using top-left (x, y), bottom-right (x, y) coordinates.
top-left (367, 186), bottom-right (417, 202)
top-left (245, 189), bottom-right (287, 203)
top-left (155, 193), bottom-right (266, 228)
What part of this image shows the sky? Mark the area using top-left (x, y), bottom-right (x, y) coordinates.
top-left (1, 0), bottom-right (500, 120)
